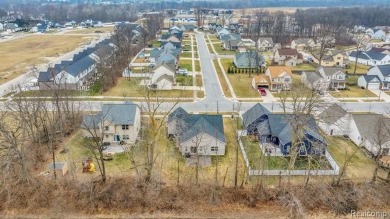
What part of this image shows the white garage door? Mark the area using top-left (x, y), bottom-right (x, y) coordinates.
top-left (367, 83), bottom-right (380, 90)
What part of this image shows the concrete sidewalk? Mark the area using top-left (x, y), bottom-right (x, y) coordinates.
top-left (370, 89), bottom-right (390, 102)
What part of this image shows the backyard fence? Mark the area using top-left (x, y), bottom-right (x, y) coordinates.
top-left (237, 130), bottom-right (340, 176)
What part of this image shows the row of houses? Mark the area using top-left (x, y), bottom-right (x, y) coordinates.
top-left (38, 39), bottom-right (116, 90)
top-left (349, 47), bottom-right (390, 67)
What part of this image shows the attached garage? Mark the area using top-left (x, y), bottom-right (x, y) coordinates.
top-left (357, 75), bottom-right (381, 90)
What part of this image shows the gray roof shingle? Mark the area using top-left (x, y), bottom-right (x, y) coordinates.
top-left (318, 104), bottom-right (348, 124)
top-left (102, 102), bottom-right (139, 125)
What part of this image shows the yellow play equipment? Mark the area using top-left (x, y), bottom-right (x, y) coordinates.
top-left (82, 158), bottom-right (95, 173)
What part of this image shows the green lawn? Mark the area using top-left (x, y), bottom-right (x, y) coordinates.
top-left (241, 136), bottom-right (332, 170)
top-left (212, 59), bottom-right (232, 98)
top-left (102, 77), bottom-right (194, 98)
top-left (15, 90), bottom-right (88, 97)
top-left (345, 63), bottom-right (370, 74)
top-left (207, 43), bottom-right (214, 54)
top-left (326, 137), bottom-right (376, 180)
top-left (291, 64), bottom-right (317, 71)
top-left (226, 73), bottom-right (261, 98)
top-left (208, 35), bottom-right (218, 41)
top-left (213, 43), bottom-right (237, 55)
top-left (330, 86), bottom-right (377, 98)
top-left (194, 60), bottom-right (201, 72)
top-left (176, 75), bottom-right (193, 86)
top-left (180, 52), bottom-right (192, 58)
top-left (196, 75), bottom-right (203, 87)
top-left (346, 76), bottom-right (358, 86)
top-left (179, 59), bottom-right (193, 71)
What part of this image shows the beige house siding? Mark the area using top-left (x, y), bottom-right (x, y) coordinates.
top-left (180, 132), bottom-right (226, 156)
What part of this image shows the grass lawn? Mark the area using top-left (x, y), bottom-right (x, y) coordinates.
top-left (180, 51), bottom-right (192, 58)
top-left (326, 137), bottom-right (377, 180)
top-left (241, 136), bottom-right (332, 170)
top-left (133, 57), bottom-right (149, 63)
top-left (15, 89), bottom-right (88, 97)
top-left (196, 75), bottom-right (203, 87)
top-left (345, 63), bottom-right (370, 74)
top-left (207, 43), bottom-right (214, 54)
top-left (194, 60), bottom-right (201, 72)
top-left (346, 76), bottom-right (358, 86)
top-left (182, 45), bottom-right (191, 51)
top-left (213, 43), bottom-right (237, 55)
top-left (330, 86), bottom-right (377, 98)
top-left (102, 77), bottom-right (194, 98)
top-left (338, 100), bottom-right (359, 102)
top-left (212, 59), bottom-right (232, 98)
top-left (208, 35), bottom-right (218, 41)
top-left (227, 73), bottom-right (261, 98)
top-left (176, 75), bottom-right (193, 86)
top-left (64, 26), bottom-right (113, 34)
top-left (0, 35), bottom-right (93, 85)
top-left (178, 59), bottom-right (193, 71)
top-left (291, 63), bottom-right (317, 71)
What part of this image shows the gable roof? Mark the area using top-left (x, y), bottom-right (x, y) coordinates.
top-left (318, 104), bottom-right (348, 124)
top-left (101, 102), bottom-right (139, 125)
top-left (362, 75), bottom-right (381, 83)
top-left (267, 66), bottom-right (292, 78)
top-left (293, 38), bottom-right (313, 45)
top-left (258, 37), bottom-right (273, 44)
top-left (253, 74), bottom-right (270, 84)
top-left (168, 107), bottom-right (189, 123)
top-left (377, 65), bottom-right (390, 77)
top-left (242, 103), bottom-right (271, 128)
top-left (150, 64), bottom-right (175, 84)
top-left (303, 71), bottom-right (323, 84)
top-left (352, 114), bottom-right (390, 144)
top-left (317, 67), bottom-right (344, 76)
top-left (277, 48), bottom-right (299, 56)
top-left (64, 56), bottom-right (95, 77)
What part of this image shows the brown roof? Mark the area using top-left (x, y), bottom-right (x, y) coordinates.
top-left (253, 74), bottom-right (270, 85)
top-left (267, 66), bottom-right (293, 78)
top-left (278, 48), bottom-right (299, 56)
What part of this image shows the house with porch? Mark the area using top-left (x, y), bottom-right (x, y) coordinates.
top-left (81, 101), bottom-right (141, 145)
top-left (316, 66), bottom-right (346, 90)
top-left (265, 66), bottom-right (293, 91)
top-left (167, 107), bottom-right (226, 157)
top-left (273, 48), bottom-right (303, 66)
top-left (257, 37), bottom-right (274, 52)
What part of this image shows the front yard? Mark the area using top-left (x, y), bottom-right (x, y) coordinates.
top-left (345, 63), bottom-right (370, 74)
top-left (212, 59), bottom-right (232, 98)
top-left (330, 86), bottom-right (377, 98)
top-left (291, 63), bottom-right (317, 72)
top-left (178, 59), bottom-right (193, 71)
top-left (212, 43), bottom-right (238, 55)
top-left (102, 77), bottom-right (194, 98)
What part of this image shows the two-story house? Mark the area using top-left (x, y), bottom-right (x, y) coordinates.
top-left (313, 50), bottom-right (349, 67)
top-left (82, 101), bottom-right (141, 144)
top-left (290, 38), bottom-right (317, 51)
top-left (358, 65), bottom-right (390, 90)
top-left (257, 37), bottom-right (274, 52)
top-left (317, 66), bottom-right (346, 90)
top-left (265, 66), bottom-right (293, 91)
top-left (273, 48), bottom-right (303, 66)
top-left (167, 107), bottom-right (226, 157)
top-left (234, 51), bottom-right (266, 69)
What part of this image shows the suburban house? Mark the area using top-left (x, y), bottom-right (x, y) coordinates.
top-left (146, 64), bottom-right (176, 90)
top-left (81, 101), bottom-right (141, 145)
top-left (242, 103), bottom-right (271, 135)
top-left (301, 67), bottom-right (346, 91)
top-left (369, 28), bottom-right (386, 40)
top-left (265, 66), bottom-right (293, 91)
top-left (358, 65), bottom-right (390, 90)
top-left (0, 23), bottom-right (3, 31)
top-left (290, 38), bottom-right (317, 51)
top-left (234, 51), bottom-right (266, 69)
top-left (242, 104), bottom-right (327, 156)
top-left (317, 66), bottom-right (346, 90)
top-left (257, 37), bottom-right (274, 51)
top-left (38, 39), bottom-right (115, 90)
top-left (349, 114), bottom-right (390, 156)
top-left (348, 50), bottom-right (390, 66)
top-left (317, 104), bottom-right (350, 136)
top-left (217, 28), bottom-right (230, 38)
top-left (313, 50), bottom-right (349, 67)
top-left (167, 107), bottom-right (226, 157)
top-left (273, 48), bottom-right (303, 66)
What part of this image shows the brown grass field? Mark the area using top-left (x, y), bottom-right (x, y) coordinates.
top-left (64, 26), bottom-right (114, 34)
top-left (0, 35), bottom-right (94, 84)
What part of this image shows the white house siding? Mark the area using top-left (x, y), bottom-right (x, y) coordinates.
top-left (180, 132), bottom-right (226, 156)
top-left (318, 115), bottom-right (350, 136)
top-left (348, 119), bottom-right (363, 147)
top-left (156, 77), bottom-right (173, 90)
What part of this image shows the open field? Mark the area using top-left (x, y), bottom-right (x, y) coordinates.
top-left (0, 35), bottom-right (94, 85)
top-left (212, 59), bottom-right (232, 98)
top-left (330, 86), bottom-right (377, 98)
top-left (64, 26), bottom-right (114, 34)
top-left (102, 77), bottom-right (194, 98)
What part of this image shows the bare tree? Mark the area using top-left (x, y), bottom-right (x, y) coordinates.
top-left (351, 33), bottom-right (369, 75)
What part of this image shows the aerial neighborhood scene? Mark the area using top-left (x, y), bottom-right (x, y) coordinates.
top-left (1, 0), bottom-right (390, 218)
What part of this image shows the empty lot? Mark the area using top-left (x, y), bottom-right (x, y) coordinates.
top-left (0, 34), bottom-right (94, 85)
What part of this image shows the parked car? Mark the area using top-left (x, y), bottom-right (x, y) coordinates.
top-left (259, 88), bottom-right (267, 96)
top-left (177, 68), bottom-right (188, 75)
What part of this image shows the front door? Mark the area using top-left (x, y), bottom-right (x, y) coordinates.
top-left (114, 135), bottom-right (121, 142)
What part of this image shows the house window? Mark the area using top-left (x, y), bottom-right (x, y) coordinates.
top-left (190, 146), bottom-right (197, 153)
top-left (122, 125), bottom-right (129, 130)
top-left (104, 126), bottom-right (109, 131)
top-left (211, 146), bottom-right (218, 152)
top-left (122, 135), bottom-right (129, 140)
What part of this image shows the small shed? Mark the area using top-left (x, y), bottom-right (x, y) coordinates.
top-left (48, 162), bottom-right (68, 177)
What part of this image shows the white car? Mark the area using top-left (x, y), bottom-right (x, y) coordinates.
top-left (177, 68), bottom-right (188, 75)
